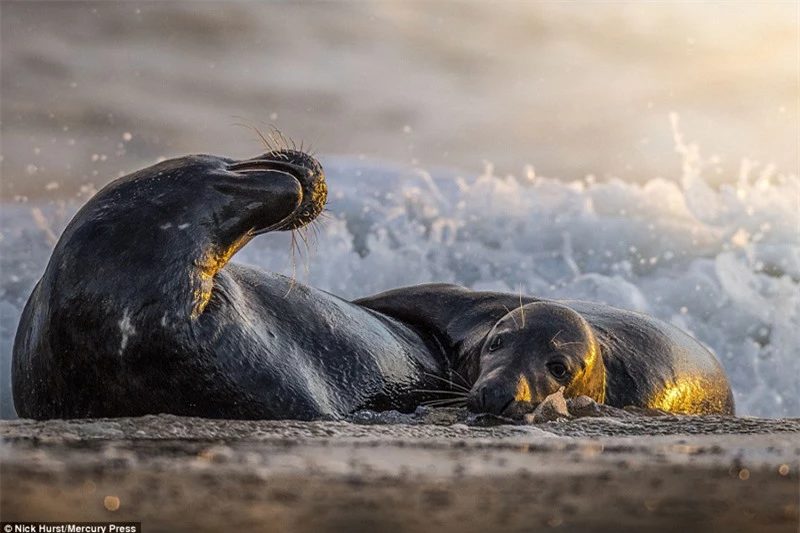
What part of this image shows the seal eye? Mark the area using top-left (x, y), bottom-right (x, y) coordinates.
top-left (548, 362), bottom-right (568, 378)
top-left (488, 336), bottom-right (503, 352)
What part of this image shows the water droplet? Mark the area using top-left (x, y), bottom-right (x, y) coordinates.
top-left (103, 495), bottom-right (121, 511)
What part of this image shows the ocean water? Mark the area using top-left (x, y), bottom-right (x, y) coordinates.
top-left (1, 3), bottom-right (797, 418)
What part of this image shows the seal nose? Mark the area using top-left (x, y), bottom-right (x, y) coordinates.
top-left (468, 384), bottom-right (515, 415)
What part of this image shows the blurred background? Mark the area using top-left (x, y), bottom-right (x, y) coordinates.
top-left (1, 2), bottom-right (797, 198)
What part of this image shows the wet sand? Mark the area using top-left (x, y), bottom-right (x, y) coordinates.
top-left (2, 414), bottom-right (798, 533)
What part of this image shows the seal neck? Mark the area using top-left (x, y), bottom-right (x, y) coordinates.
top-left (191, 233), bottom-right (253, 318)
top-left (47, 212), bottom-right (225, 324)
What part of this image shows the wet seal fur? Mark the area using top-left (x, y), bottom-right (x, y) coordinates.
top-left (12, 151), bottom-right (735, 420)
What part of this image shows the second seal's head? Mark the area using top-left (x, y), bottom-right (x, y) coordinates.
top-left (467, 302), bottom-right (605, 417)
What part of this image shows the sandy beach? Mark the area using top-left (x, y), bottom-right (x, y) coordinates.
top-left (2, 413), bottom-right (798, 533)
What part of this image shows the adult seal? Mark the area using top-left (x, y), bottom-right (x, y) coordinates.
top-left (12, 150), bottom-right (735, 420)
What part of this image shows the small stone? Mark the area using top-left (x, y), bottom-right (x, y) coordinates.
top-left (567, 395), bottom-right (608, 418)
top-left (525, 387), bottom-right (571, 423)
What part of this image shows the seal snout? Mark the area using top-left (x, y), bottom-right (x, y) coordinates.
top-left (468, 375), bottom-right (537, 418)
top-left (467, 383), bottom-right (510, 415)
top-left (266, 150), bottom-right (327, 231)
top-left (228, 149), bottom-right (327, 234)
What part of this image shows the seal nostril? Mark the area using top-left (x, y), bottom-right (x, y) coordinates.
top-left (471, 385), bottom-right (517, 415)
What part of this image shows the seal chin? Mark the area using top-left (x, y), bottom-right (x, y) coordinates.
top-left (503, 400), bottom-right (537, 419)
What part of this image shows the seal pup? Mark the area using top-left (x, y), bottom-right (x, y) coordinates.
top-left (356, 287), bottom-right (735, 416)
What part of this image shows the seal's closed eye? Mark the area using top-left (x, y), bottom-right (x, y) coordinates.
top-left (227, 158), bottom-right (311, 180)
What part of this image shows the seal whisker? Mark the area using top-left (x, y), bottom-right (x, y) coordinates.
top-left (230, 119), bottom-right (277, 153)
top-left (553, 341), bottom-right (585, 348)
top-left (422, 372), bottom-right (471, 393)
top-left (305, 221), bottom-right (318, 247)
top-left (550, 330), bottom-right (585, 349)
top-left (247, 120), bottom-right (286, 155)
top-left (420, 398), bottom-right (468, 408)
top-left (518, 285), bottom-right (526, 329)
top-left (270, 126), bottom-right (294, 152)
top-left (296, 227), bottom-right (311, 276)
top-left (449, 368), bottom-right (472, 389)
top-left (303, 227), bottom-right (313, 273)
top-left (277, 129), bottom-right (291, 149)
top-left (309, 220), bottom-right (322, 245)
top-left (264, 124), bottom-right (282, 148)
top-left (268, 140), bottom-right (291, 160)
top-left (302, 224), bottom-right (314, 248)
top-left (420, 396), bottom-right (465, 405)
top-left (283, 231), bottom-right (300, 298)
top-left (411, 389), bottom-right (469, 397)
top-left (502, 305), bottom-right (520, 329)
top-left (308, 220), bottom-right (325, 248)
top-left (420, 402), bottom-right (466, 409)
top-left (299, 230), bottom-right (310, 275)
top-left (267, 131), bottom-right (286, 154)
top-left (422, 372), bottom-right (471, 392)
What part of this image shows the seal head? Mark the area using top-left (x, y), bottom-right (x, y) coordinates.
top-left (467, 302), bottom-right (605, 417)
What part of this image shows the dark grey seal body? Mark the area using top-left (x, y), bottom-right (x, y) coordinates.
top-left (12, 151), bottom-right (734, 420)
top-left (357, 287), bottom-right (735, 416)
